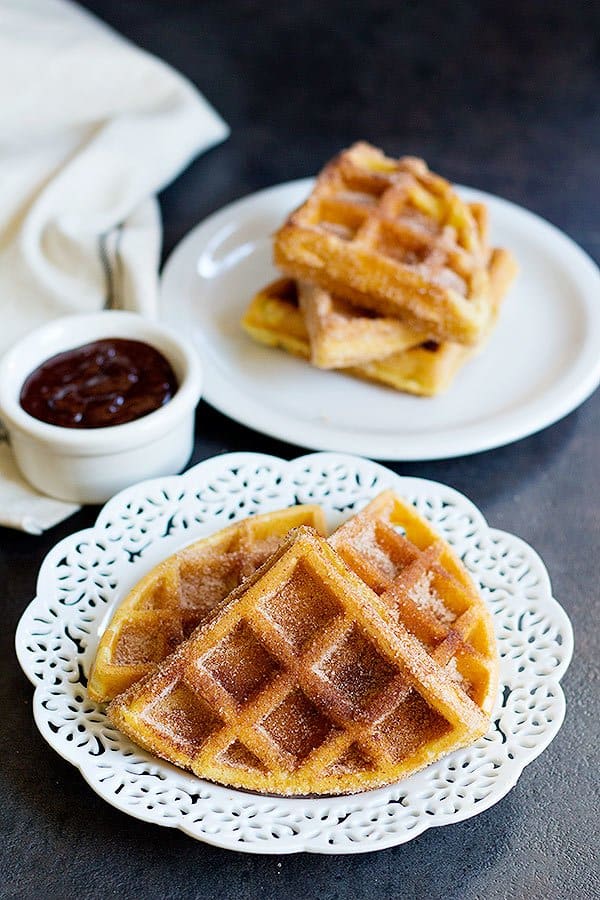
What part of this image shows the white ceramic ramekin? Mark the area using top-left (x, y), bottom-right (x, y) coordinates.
top-left (0, 312), bottom-right (203, 504)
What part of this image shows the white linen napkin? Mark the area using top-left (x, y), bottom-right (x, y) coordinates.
top-left (0, 0), bottom-right (228, 533)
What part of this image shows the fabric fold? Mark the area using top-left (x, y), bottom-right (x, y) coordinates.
top-left (0, 0), bottom-right (228, 532)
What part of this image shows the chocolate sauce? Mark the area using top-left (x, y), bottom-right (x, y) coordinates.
top-left (20, 338), bottom-right (178, 429)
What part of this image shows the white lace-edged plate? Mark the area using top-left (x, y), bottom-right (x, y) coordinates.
top-left (16, 452), bottom-right (573, 854)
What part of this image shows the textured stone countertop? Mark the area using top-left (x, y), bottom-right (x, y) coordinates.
top-left (2, 2), bottom-right (598, 897)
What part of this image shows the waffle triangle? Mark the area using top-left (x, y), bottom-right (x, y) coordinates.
top-left (108, 527), bottom-right (488, 795)
top-left (298, 280), bottom-right (427, 369)
top-left (88, 505), bottom-right (326, 702)
top-left (329, 491), bottom-right (498, 717)
top-left (242, 240), bottom-right (517, 396)
top-left (275, 143), bottom-right (497, 345)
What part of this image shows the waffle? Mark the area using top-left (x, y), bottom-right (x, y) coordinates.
top-left (242, 244), bottom-right (516, 396)
top-left (297, 200), bottom-right (490, 370)
top-left (329, 491), bottom-right (498, 716)
top-left (298, 280), bottom-right (427, 369)
top-left (108, 527), bottom-right (489, 796)
top-left (274, 142), bottom-right (494, 344)
top-left (88, 505), bottom-right (326, 703)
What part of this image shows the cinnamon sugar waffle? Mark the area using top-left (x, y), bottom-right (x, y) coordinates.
top-left (108, 527), bottom-right (489, 796)
top-left (297, 199), bottom-right (492, 369)
top-left (242, 245), bottom-right (516, 395)
top-left (275, 143), bottom-right (494, 345)
top-left (329, 491), bottom-right (498, 716)
top-left (298, 281), bottom-right (427, 369)
top-left (88, 505), bottom-right (326, 702)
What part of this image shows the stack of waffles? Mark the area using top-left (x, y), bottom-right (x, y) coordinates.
top-left (91, 492), bottom-right (498, 796)
top-left (242, 143), bottom-right (518, 395)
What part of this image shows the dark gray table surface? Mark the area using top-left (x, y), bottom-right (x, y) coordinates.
top-left (2, 2), bottom-right (599, 898)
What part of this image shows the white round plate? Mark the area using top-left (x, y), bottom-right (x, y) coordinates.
top-left (160, 178), bottom-right (600, 460)
top-left (17, 452), bottom-right (572, 854)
